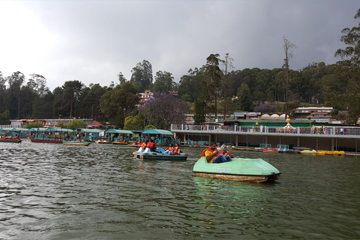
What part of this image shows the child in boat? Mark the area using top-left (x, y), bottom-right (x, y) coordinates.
top-left (218, 144), bottom-right (234, 158)
top-left (202, 142), bottom-right (231, 164)
top-left (172, 143), bottom-right (182, 154)
top-left (164, 144), bottom-right (175, 155)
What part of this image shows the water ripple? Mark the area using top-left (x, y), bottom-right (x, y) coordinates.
top-left (0, 141), bottom-right (359, 239)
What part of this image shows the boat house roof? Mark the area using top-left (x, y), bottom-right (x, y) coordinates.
top-left (0, 128), bottom-right (29, 132)
top-left (79, 129), bottom-right (103, 134)
top-left (104, 129), bottom-right (134, 134)
top-left (28, 128), bottom-right (49, 132)
top-left (45, 127), bottom-right (74, 132)
top-left (142, 129), bottom-right (173, 136)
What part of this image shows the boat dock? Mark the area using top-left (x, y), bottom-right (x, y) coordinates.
top-left (171, 124), bottom-right (360, 153)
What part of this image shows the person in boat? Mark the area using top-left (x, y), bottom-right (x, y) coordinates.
top-left (141, 140), bottom-right (148, 150)
top-left (202, 142), bottom-right (231, 164)
top-left (147, 140), bottom-right (156, 152)
top-left (218, 144), bottom-right (234, 158)
top-left (164, 144), bottom-right (175, 155)
top-left (172, 143), bottom-right (182, 154)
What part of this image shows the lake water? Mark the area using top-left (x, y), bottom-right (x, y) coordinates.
top-left (0, 141), bottom-right (360, 240)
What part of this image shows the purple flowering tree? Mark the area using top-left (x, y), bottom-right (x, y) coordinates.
top-left (139, 92), bottom-right (186, 129)
top-left (255, 102), bottom-right (274, 114)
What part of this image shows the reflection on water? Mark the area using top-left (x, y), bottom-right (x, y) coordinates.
top-left (0, 141), bottom-right (360, 239)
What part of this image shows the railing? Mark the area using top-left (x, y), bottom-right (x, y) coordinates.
top-left (171, 124), bottom-right (360, 137)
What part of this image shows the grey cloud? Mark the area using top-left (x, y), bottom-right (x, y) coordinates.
top-left (3, 0), bottom-right (360, 89)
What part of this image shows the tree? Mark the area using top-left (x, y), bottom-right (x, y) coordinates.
top-left (56, 122), bottom-right (66, 128)
top-left (27, 74), bottom-right (48, 97)
top-left (118, 72), bottom-right (127, 85)
top-left (220, 53), bottom-right (234, 118)
top-left (145, 124), bottom-right (156, 129)
top-left (139, 92), bottom-right (186, 129)
top-left (100, 82), bottom-right (139, 127)
top-left (24, 122), bottom-right (43, 129)
top-left (152, 71), bottom-right (175, 92)
top-left (130, 60), bottom-right (153, 92)
top-left (333, 8), bottom-right (360, 123)
top-left (178, 68), bottom-right (204, 102)
top-left (0, 110), bottom-right (10, 125)
top-left (194, 97), bottom-right (206, 124)
top-left (66, 119), bottom-right (87, 130)
top-left (204, 54), bottom-right (223, 119)
top-left (53, 87), bottom-right (67, 118)
top-left (124, 115), bottom-right (145, 130)
top-left (255, 102), bottom-right (274, 114)
top-left (237, 83), bottom-right (251, 111)
top-left (6, 71), bottom-right (25, 119)
top-left (181, 94), bottom-right (192, 102)
top-left (335, 9), bottom-right (360, 66)
top-left (283, 37), bottom-right (296, 119)
top-left (77, 84), bottom-right (107, 119)
top-left (0, 71), bottom-right (6, 114)
top-left (63, 80), bottom-right (83, 118)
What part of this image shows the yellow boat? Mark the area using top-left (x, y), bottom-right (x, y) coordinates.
top-left (316, 151), bottom-right (326, 155)
top-left (325, 151), bottom-right (334, 155)
top-left (301, 149), bottom-right (317, 155)
top-left (333, 151), bottom-right (345, 156)
top-left (112, 141), bottom-right (128, 145)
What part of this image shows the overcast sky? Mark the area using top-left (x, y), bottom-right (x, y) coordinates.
top-left (0, 0), bottom-right (358, 90)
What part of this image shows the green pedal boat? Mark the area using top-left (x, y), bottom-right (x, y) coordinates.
top-left (193, 157), bottom-right (281, 183)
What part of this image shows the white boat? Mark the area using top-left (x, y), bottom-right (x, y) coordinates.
top-left (133, 147), bottom-right (187, 161)
top-left (95, 139), bottom-right (111, 144)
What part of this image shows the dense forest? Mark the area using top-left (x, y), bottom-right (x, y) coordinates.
top-left (0, 9), bottom-right (359, 127)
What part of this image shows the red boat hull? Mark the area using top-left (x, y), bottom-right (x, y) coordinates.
top-left (0, 139), bottom-right (21, 143)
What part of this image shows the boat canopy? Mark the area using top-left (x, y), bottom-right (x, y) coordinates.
top-left (104, 129), bottom-right (134, 135)
top-left (0, 128), bottom-right (30, 132)
top-left (0, 128), bottom-right (16, 131)
top-left (16, 128), bottom-right (30, 132)
top-left (79, 129), bottom-right (102, 134)
top-left (45, 127), bottom-right (74, 132)
top-left (142, 129), bottom-right (173, 136)
top-left (28, 128), bottom-right (49, 132)
top-left (28, 127), bottom-right (73, 132)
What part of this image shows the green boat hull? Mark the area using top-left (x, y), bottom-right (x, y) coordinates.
top-left (193, 157), bottom-right (281, 183)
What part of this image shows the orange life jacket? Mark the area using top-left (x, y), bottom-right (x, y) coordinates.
top-left (218, 149), bottom-right (234, 158)
top-left (172, 147), bottom-right (180, 154)
top-left (141, 142), bottom-right (147, 150)
top-left (147, 142), bottom-right (156, 151)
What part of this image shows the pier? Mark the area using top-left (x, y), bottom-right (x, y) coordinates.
top-left (171, 124), bottom-right (360, 152)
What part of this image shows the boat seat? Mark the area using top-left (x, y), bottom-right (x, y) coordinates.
top-left (144, 148), bottom-right (152, 153)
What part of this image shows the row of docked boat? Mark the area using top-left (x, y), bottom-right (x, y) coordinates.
top-left (94, 139), bottom-right (129, 145)
top-left (262, 147), bottom-right (345, 156)
top-left (0, 137), bottom-right (93, 146)
top-left (303, 150), bottom-right (346, 156)
top-left (0, 136), bottom-right (22, 143)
